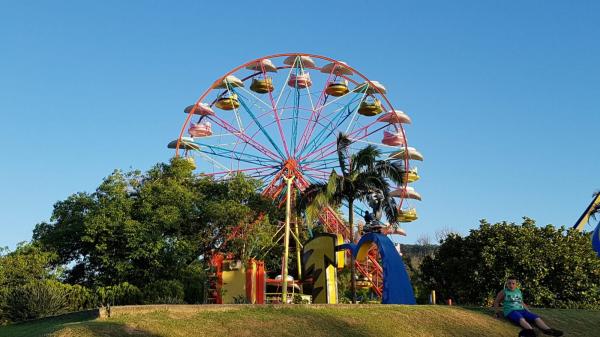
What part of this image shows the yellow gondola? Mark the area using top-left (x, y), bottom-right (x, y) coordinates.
top-left (398, 208), bottom-right (418, 222)
top-left (215, 94), bottom-right (240, 110)
top-left (358, 99), bottom-right (383, 116)
top-left (402, 168), bottom-right (420, 183)
top-left (325, 81), bottom-right (349, 96)
top-left (250, 78), bottom-right (274, 94)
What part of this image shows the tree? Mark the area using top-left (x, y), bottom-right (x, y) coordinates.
top-left (298, 133), bottom-right (405, 303)
top-left (0, 244), bottom-right (61, 323)
top-left (420, 218), bottom-right (600, 308)
top-left (32, 158), bottom-right (282, 292)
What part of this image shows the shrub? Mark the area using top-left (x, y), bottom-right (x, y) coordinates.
top-left (96, 282), bottom-right (143, 307)
top-left (65, 284), bottom-right (94, 311)
top-left (179, 263), bottom-right (206, 304)
top-left (143, 280), bottom-right (185, 304)
top-left (5, 280), bottom-right (70, 321)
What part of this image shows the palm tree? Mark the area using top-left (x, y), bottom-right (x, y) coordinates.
top-left (298, 133), bottom-right (405, 303)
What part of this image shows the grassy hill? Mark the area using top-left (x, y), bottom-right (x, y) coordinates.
top-left (1, 305), bottom-right (598, 337)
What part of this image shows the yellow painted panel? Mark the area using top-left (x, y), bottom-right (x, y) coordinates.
top-left (335, 234), bottom-right (345, 269)
top-left (326, 265), bottom-right (338, 304)
top-left (222, 267), bottom-right (246, 304)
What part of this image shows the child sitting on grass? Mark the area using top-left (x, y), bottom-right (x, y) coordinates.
top-left (493, 276), bottom-right (563, 337)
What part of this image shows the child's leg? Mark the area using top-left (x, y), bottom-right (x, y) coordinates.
top-left (523, 311), bottom-right (563, 336)
top-left (534, 318), bottom-right (550, 330)
top-left (519, 318), bottom-right (534, 330)
top-left (507, 311), bottom-right (534, 329)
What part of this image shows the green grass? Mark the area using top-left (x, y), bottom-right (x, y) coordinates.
top-left (1, 305), bottom-right (598, 337)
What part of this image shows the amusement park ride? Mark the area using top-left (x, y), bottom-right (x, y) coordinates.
top-left (573, 193), bottom-right (600, 257)
top-left (169, 53), bottom-right (423, 304)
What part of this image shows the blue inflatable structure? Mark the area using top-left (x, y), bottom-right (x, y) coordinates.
top-left (342, 232), bottom-right (416, 304)
top-left (592, 223), bottom-right (600, 258)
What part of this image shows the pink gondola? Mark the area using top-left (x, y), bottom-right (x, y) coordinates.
top-left (377, 110), bottom-right (411, 124)
top-left (288, 73), bottom-right (312, 88)
top-left (184, 103), bottom-right (215, 116)
top-left (381, 130), bottom-right (405, 146)
top-left (189, 122), bottom-right (212, 137)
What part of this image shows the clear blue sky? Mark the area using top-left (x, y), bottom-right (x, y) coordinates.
top-left (1, 1), bottom-right (599, 249)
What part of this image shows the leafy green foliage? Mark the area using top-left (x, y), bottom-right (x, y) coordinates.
top-left (420, 218), bottom-right (600, 308)
top-left (0, 244), bottom-right (61, 323)
top-left (96, 282), bottom-right (143, 306)
top-left (142, 280), bottom-right (185, 304)
top-left (178, 262), bottom-right (206, 304)
top-left (32, 157), bottom-right (281, 290)
top-left (4, 280), bottom-right (95, 322)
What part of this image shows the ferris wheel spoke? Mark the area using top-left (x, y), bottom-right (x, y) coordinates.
top-left (289, 58), bottom-right (308, 156)
top-left (297, 91), bottom-right (366, 159)
top-left (194, 136), bottom-right (279, 165)
top-left (258, 63), bottom-right (292, 159)
top-left (196, 152), bottom-right (231, 172)
top-left (347, 121), bottom-right (387, 141)
top-left (197, 145), bottom-right (277, 167)
top-left (222, 83), bottom-right (247, 133)
top-left (341, 89), bottom-right (368, 135)
top-left (300, 169), bottom-right (331, 183)
top-left (291, 88), bottom-right (301, 156)
top-left (234, 88), bottom-right (288, 158)
top-left (208, 113), bottom-right (282, 161)
top-left (294, 64), bottom-right (337, 156)
top-left (237, 86), bottom-right (272, 110)
top-left (300, 123), bottom-right (387, 165)
top-left (297, 104), bottom-right (355, 160)
top-left (300, 157), bottom-right (338, 166)
top-left (203, 165), bottom-right (280, 178)
top-left (274, 63), bottom-right (295, 110)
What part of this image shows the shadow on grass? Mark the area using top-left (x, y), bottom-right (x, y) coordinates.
top-left (0, 310), bottom-right (162, 337)
top-left (232, 307), bottom-right (373, 337)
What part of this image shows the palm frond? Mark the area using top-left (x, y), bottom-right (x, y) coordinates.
top-left (374, 160), bottom-right (405, 186)
top-left (336, 133), bottom-right (351, 176)
top-left (591, 204), bottom-right (600, 222)
top-left (296, 182), bottom-right (327, 216)
top-left (352, 145), bottom-right (380, 172)
top-left (382, 196), bottom-right (399, 226)
top-left (326, 170), bottom-right (343, 199)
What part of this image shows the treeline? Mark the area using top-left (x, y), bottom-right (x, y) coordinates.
top-left (1, 158), bottom-right (283, 323)
top-left (414, 218), bottom-right (600, 308)
top-left (2, 158), bottom-right (599, 324)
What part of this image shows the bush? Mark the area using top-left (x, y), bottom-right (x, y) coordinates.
top-left (143, 280), bottom-right (185, 304)
top-left (5, 280), bottom-right (70, 321)
top-left (179, 263), bottom-right (206, 304)
top-left (96, 282), bottom-right (143, 307)
top-left (65, 284), bottom-right (94, 311)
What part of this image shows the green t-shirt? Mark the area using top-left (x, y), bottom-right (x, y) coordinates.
top-left (503, 288), bottom-right (524, 316)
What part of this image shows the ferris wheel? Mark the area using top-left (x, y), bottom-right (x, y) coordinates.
top-left (169, 53), bottom-right (423, 226)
